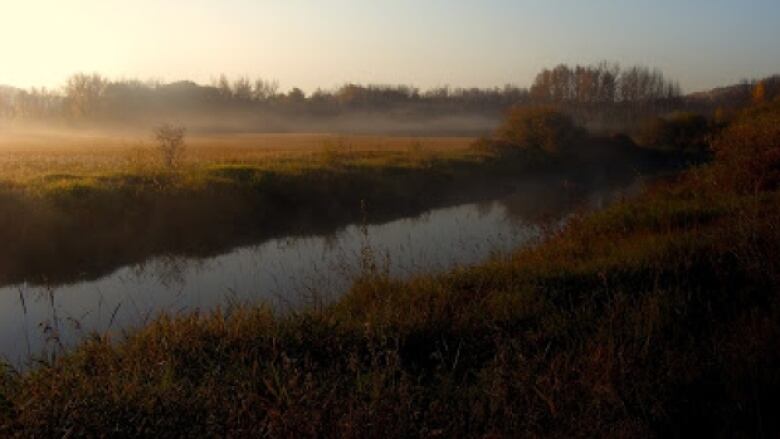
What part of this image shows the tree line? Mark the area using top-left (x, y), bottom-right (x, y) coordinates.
top-left (4, 62), bottom-right (770, 131)
top-left (0, 74), bottom-right (531, 123)
top-left (530, 62), bottom-right (681, 106)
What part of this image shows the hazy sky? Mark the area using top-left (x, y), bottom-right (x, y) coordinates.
top-left (1, 0), bottom-right (779, 93)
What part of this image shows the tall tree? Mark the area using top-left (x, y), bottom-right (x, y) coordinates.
top-left (64, 73), bottom-right (107, 119)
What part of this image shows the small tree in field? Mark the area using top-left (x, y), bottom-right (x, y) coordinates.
top-left (154, 123), bottom-right (186, 169)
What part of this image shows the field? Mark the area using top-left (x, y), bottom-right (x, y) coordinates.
top-left (0, 130), bottom-right (535, 287)
top-left (0, 130), bottom-right (477, 185)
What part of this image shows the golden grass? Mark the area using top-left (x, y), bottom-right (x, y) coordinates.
top-left (0, 131), bottom-right (476, 184)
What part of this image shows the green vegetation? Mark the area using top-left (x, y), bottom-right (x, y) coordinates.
top-left (1, 102), bottom-right (778, 436)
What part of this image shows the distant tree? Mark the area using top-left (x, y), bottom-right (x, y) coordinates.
top-left (287, 87), bottom-right (306, 102)
top-left (64, 73), bottom-right (107, 119)
top-left (232, 77), bottom-right (253, 101)
top-left (530, 61), bottom-right (680, 124)
top-left (216, 74), bottom-right (232, 99)
top-left (498, 106), bottom-right (580, 154)
top-left (154, 123), bottom-right (187, 169)
top-left (596, 61), bottom-right (620, 104)
top-left (753, 81), bottom-right (767, 105)
top-left (8, 87), bottom-right (61, 119)
top-left (252, 78), bottom-right (279, 101)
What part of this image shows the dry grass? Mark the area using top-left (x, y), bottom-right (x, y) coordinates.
top-left (0, 131), bottom-right (476, 184)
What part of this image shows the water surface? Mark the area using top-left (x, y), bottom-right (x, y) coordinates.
top-left (0, 178), bottom-right (643, 366)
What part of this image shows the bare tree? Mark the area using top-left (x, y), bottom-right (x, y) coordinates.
top-left (232, 77), bottom-right (253, 101)
top-left (154, 123), bottom-right (187, 169)
top-left (252, 78), bottom-right (279, 101)
top-left (65, 73), bottom-right (107, 119)
top-left (215, 74), bottom-right (232, 100)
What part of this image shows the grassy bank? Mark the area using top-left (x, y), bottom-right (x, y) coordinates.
top-left (1, 104), bottom-right (778, 436)
top-left (0, 134), bottom-right (488, 285)
top-left (0, 130), bottom-right (675, 287)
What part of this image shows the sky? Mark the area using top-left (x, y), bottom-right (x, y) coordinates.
top-left (1, 0), bottom-right (779, 93)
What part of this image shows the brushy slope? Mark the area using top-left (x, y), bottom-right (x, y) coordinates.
top-left (1, 104), bottom-right (778, 437)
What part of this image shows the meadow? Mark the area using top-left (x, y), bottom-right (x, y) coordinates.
top-left (0, 131), bottom-right (477, 184)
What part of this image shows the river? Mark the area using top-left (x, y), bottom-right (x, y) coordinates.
top-left (0, 177), bottom-right (646, 367)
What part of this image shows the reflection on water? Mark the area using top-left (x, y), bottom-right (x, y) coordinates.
top-left (0, 178), bottom-right (645, 366)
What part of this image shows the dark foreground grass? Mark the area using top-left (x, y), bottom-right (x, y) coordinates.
top-left (1, 164), bottom-right (778, 436)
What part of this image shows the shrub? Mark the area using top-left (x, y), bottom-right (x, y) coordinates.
top-left (497, 106), bottom-right (580, 154)
top-left (713, 102), bottom-right (780, 192)
top-left (154, 123), bottom-right (187, 169)
top-left (639, 112), bottom-right (711, 151)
